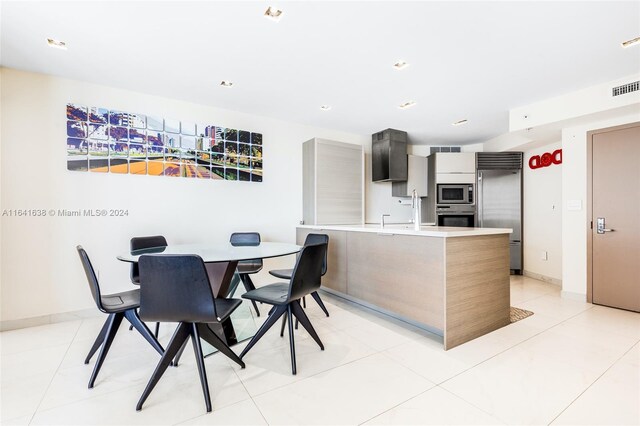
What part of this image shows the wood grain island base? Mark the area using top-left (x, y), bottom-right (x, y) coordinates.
top-left (297, 225), bottom-right (512, 349)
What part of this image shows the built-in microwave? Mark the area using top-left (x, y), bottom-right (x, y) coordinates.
top-left (437, 184), bottom-right (474, 204)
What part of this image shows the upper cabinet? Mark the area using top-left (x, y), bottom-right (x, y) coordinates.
top-left (435, 152), bottom-right (475, 174)
top-left (429, 152), bottom-right (476, 184)
top-left (372, 129), bottom-right (408, 182)
top-left (303, 138), bottom-right (363, 225)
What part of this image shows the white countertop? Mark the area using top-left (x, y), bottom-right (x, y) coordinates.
top-left (298, 223), bottom-right (512, 238)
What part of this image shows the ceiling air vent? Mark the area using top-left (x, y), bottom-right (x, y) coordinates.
top-left (612, 81), bottom-right (639, 97)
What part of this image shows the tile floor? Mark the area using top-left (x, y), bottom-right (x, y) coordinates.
top-left (1, 276), bottom-right (638, 425)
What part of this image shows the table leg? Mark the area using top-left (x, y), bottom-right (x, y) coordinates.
top-left (203, 261), bottom-right (241, 355)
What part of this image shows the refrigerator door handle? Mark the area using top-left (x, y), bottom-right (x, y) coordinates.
top-left (477, 172), bottom-right (483, 227)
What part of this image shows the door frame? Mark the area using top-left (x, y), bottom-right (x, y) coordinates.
top-left (586, 121), bottom-right (640, 303)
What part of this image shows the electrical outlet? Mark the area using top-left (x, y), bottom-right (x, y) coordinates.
top-left (541, 251), bottom-right (548, 261)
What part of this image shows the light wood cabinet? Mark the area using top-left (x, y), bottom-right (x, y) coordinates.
top-left (435, 152), bottom-right (475, 174)
top-left (303, 138), bottom-right (363, 225)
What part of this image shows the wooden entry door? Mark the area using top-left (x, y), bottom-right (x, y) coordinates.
top-left (590, 123), bottom-right (640, 312)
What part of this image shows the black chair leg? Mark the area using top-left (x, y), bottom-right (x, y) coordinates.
top-left (280, 315), bottom-right (287, 337)
top-left (302, 296), bottom-right (306, 308)
top-left (197, 323), bottom-right (245, 368)
top-left (240, 304), bottom-right (287, 359)
top-left (88, 313), bottom-right (124, 388)
top-left (191, 324), bottom-right (212, 412)
top-left (172, 339), bottom-right (189, 367)
top-left (154, 322), bottom-right (160, 338)
top-left (84, 318), bottom-right (110, 364)
top-left (137, 323), bottom-right (191, 411)
top-left (311, 291), bottom-right (330, 317)
top-left (287, 305), bottom-right (297, 375)
top-left (240, 274), bottom-right (260, 317)
top-left (124, 309), bottom-right (164, 355)
top-left (291, 300), bottom-right (324, 350)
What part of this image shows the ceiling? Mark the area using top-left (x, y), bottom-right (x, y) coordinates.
top-left (1, 1), bottom-right (639, 145)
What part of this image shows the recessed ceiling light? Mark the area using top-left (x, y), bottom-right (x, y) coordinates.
top-left (320, 105), bottom-right (331, 111)
top-left (393, 60), bottom-right (409, 70)
top-left (264, 6), bottom-right (283, 21)
top-left (46, 38), bottom-right (67, 50)
top-left (621, 36), bottom-right (640, 48)
top-left (452, 119), bottom-right (468, 126)
top-left (398, 101), bottom-right (416, 109)
top-left (220, 81), bottom-right (234, 87)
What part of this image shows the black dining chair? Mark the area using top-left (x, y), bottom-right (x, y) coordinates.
top-left (229, 232), bottom-right (262, 317)
top-left (76, 246), bottom-right (164, 389)
top-left (128, 235), bottom-right (168, 337)
top-left (269, 234), bottom-right (330, 323)
top-left (239, 243), bottom-right (328, 375)
top-left (136, 254), bottom-right (246, 412)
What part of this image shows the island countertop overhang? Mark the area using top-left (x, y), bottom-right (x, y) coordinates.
top-left (297, 223), bottom-right (512, 238)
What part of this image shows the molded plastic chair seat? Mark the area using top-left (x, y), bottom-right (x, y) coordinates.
top-left (268, 269), bottom-right (293, 280)
top-left (100, 290), bottom-right (142, 313)
top-left (237, 261), bottom-right (263, 275)
top-left (240, 283), bottom-right (290, 305)
top-left (211, 298), bottom-right (243, 321)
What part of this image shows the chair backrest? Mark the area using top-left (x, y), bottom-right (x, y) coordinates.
top-left (304, 233), bottom-right (329, 276)
top-left (76, 245), bottom-right (105, 312)
top-left (130, 235), bottom-right (168, 284)
top-left (287, 243), bottom-right (328, 302)
top-left (138, 254), bottom-right (217, 323)
top-left (230, 232), bottom-right (262, 267)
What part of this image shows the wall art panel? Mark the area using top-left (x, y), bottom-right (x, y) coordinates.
top-left (65, 104), bottom-right (263, 182)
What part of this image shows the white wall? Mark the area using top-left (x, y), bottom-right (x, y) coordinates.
top-left (523, 141), bottom-right (562, 282)
top-left (0, 68), bottom-right (368, 322)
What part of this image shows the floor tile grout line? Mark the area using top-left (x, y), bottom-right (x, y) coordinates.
top-left (436, 385), bottom-right (510, 425)
top-left (246, 351), bottom-right (383, 400)
top-left (356, 386), bottom-right (435, 426)
top-left (231, 363), bottom-right (271, 425)
top-left (21, 320), bottom-right (154, 422)
top-left (438, 305), bottom-right (596, 389)
top-left (25, 320), bottom-right (83, 425)
top-left (547, 339), bottom-right (640, 425)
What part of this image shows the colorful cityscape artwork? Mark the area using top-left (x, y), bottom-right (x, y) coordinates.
top-left (66, 104), bottom-right (263, 182)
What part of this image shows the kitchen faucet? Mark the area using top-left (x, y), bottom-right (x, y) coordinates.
top-left (380, 214), bottom-right (391, 229)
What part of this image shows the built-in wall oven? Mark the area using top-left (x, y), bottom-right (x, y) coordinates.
top-left (437, 184), bottom-right (474, 205)
top-left (436, 205), bottom-right (475, 227)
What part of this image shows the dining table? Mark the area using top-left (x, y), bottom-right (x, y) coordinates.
top-left (117, 241), bottom-right (301, 353)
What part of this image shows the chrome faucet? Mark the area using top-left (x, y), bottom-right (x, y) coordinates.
top-left (411, 189), bottom-right (421, 231)
top-left (381, 214), bottom-right (391, 229)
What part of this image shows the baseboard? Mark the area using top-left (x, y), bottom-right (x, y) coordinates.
top-left (0, 308), bottom-right (100, 332)
top-left (523, 270), bottom-right (562, 286)
top-left (561, 290), bottom-right (587, 302)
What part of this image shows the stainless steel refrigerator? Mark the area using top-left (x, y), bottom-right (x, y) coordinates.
top-left (476, 152), bottom-right (523, 274)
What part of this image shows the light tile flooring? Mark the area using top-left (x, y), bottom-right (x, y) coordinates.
top-left (1, 276), bottom-right (639, 425)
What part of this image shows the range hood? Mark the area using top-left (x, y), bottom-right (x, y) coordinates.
top-left (372, 128), bottom-right (407, 182)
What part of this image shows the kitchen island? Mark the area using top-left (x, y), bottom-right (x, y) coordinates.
top-left (297, 224), bottom-right (512, 349)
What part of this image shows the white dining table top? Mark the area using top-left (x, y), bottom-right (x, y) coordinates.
top-left (117, 242), bottom-right (302, 263)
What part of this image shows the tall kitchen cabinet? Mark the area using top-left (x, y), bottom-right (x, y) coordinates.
top-left (302, 138), bottom-right (364, 225)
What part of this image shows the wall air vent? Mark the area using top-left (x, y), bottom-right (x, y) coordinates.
top-left (477, 152), bottom-right (523, 170)
top-left (612, 81), bottom-right (639, 97)
top-left (430, 146), bottom-right (461, 154)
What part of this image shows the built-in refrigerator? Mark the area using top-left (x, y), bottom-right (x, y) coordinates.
top-left (476, 152), bottom-right (523, 274)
